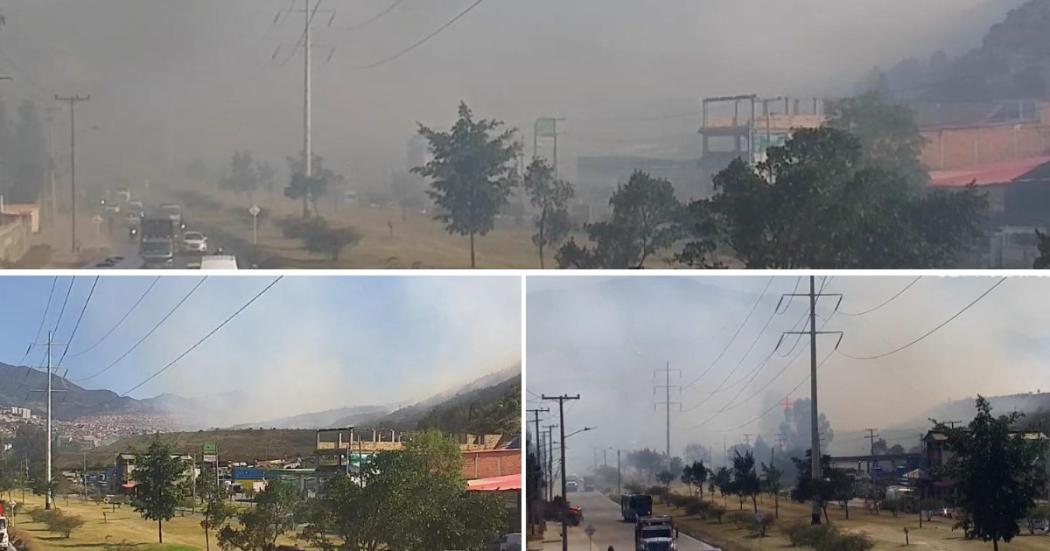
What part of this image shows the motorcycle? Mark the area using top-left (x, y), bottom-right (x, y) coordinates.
top-left (129, 226), bottom-right (139, 240)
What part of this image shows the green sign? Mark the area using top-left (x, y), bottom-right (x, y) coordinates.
top-left (203, 442), bottom-right (217, 454)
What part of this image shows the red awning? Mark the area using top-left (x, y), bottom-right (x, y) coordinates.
top-left (930, 156), bottom-right (1050, 188)
top-left (467, 474), bottom-right (521, 492)
top-left (121, 482), bottom-right (137, 489)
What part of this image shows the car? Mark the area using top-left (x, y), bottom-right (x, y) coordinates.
top-left (584, 483), bottom-right (595, 492)
top-left (95, 260), bottom-right (116, 268)
top-left (0, 515), bottom-right (9, 551)
top-left (200, 255), bottom-right (238, 270)
top-left (498, 533), bottom-right (521, 551)
top-left (181, 231), bottom-right (208, 253)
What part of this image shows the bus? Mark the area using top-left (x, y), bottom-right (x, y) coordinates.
top-left (620, 493), bottom-right (653, 522)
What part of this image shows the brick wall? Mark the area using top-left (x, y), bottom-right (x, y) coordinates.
top-left (922, 123), bottom-right (1050, 170)
top-left (461, 449), bottom-right (521, 480)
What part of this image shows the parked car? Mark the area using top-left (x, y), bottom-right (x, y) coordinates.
top-left (181, 231), bottom-right (208, 253)
top-left (498, 533), bottom-right (521, 551)
top-left (0, 515), bottom-right (9, 551)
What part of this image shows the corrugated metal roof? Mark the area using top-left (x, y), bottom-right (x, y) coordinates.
top-left (929, 156), bottom-right (1050, 187)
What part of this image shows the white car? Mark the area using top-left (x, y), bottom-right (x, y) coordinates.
top-left (181, 231), bottom-right (208, 253)
top-left (200, 255), bottom-right (238, 270)
top-left (0, 515), bottom-right (9, 551)
top-left (499, 533), bottom-right (521, 551)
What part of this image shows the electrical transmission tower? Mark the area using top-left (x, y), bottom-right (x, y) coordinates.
top-left (781, 276), bottom-right (843, 525)
top-left (654, 361), bottom-right (681, 459)
top-left (27, 331), bottom-right (66, 510)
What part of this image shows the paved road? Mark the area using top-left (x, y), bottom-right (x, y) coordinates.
top-left (543, 492), bottom-right (720, 551)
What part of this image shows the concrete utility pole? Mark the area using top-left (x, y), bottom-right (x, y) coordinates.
top-left (545, 425), bottom-right (558, 502)
top-left (29, 331), bottom-right (65, 510)
top-left (527, 408), bottom-right (549, 514)
top-left (54, 95), bottom-right (89, 253)
top-left (654, 362), bottom-right (681, 459)
top-left (782, 276), bottom-right (843, 525)
top-left (543, 394), bottom-right (580, 551)
top-left (617, 449), bottom-right (622, 496)
top-left (533, 117), bottom-right (565, 179)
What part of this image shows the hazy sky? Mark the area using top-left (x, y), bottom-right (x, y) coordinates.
top-left (0, 275), bottom-right (521, 420)
top-left (0, 0), bottom-right (1025, 186)
top-left (526, 275), bottom-right (1050, 472)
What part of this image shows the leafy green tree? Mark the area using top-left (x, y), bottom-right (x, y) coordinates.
top-left (1035, 229), bottom-right (1050, 269)
top-left (556, 171), bottom-right (682, 269)
top-left (130, 435), bottom-right (183, 543)
top-left (656, 470), bottom-right (674, 489)
top-left (681, 461), bottom-right (708, 499)
top-left (731, 450), bottom-right (761, 513)
top-left (318, 432), bottom-right (506, 551)
top-left (218, 480), bottom-right (300, 551)
top-left (761, 460), bottom-right (783, 519)
top-left (681, 127), bottom-right (986, 269)
top-left (285, 153), bottom-right (343, 218)
top-left (199, 476), bottom-right (231, 551)
top-left (414, 102), bottom-right (520, 268)
top-left (826, 91), bottom-right (928, 188)
top-left (934, 396), bottom-right (1047, 551)
top-left (790, 451), bottom-right (840, 524)
top-left (523, 158), bottom-right (575, 268)
top-left (712, 466), bottom-right (732, 506)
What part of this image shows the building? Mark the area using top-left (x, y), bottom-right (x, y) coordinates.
top-left (924, 429), bottom-right (1048, 499)
top-left (575, 156), bottom-right (706, 220)
top-left (916, 100), bottom-right (1050, 171)
top-left (699, 95), bottom-right (827, 171)
top-left (113, 452), bottom-right (196, 494)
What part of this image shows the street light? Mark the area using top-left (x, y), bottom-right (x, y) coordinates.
top-left (565, 426), bottom-right (595, 440)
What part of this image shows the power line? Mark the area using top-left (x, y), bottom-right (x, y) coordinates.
top-left (73, 278), bottom-right (208, 383)
top-left (15, 276), bottom-right (58, 367)
top-left (66, 276), bottom-right (161, 358)
top-left (56, 276), bottom-right (100, 367)
top-left (114, 276), bottom-right (283, 400)
top-left (837, 276), bottom-right (922, 317)
top-left (334, 0), bottom-right (404, 31)
top-left (838, 277), bottom-right (1006, 361)
top-left (682, 276), bottom-right (775, 389)
top-left (51, 277), bottom-right (76, 335)
top-left (351, 0), bottom-right (485, 69)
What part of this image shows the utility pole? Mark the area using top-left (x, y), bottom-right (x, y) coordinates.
top-left (527, 407), bottom-right (548, 514)
top-left (781, 275), bottom-right (843, 525)
top-left (865, 428), bottom-right (879, 502)
top-left (543, 394), bottom-right (580, 551)
top-left (743, 433), bottom-right (752, 448)
top-left (533, 117), bottom-right (565, 179)
top-left (654, 361), bottom-right (681, 459)
top-left (545, 424), bottom-right (558, 502)
top-left (273, 1), bottom-right (335, 216)
top-left (54, 95), bottom-right (89, 253)
top-left (617, 449), bottom-right (622, 496)
top-left (29, 331), bottom-right (66, 510)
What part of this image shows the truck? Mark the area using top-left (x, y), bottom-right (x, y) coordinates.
top-left (0, 515), bottom-right (9, 551)
top-left (621, 494), bottom-right (653, 522)
top-left (140, 216), bottom-right (176, 265)
top-left (635, 516), bottom-right (676, 550)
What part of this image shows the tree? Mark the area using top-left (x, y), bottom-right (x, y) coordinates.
top-left (682, 127), bottom-right (986, 269)
top-left (286, 153), bottom-right (343, 218)
top-left (523, 158), bottom-right (575, 268)
top-left (826, 91), bottom-right (928, 188)
top-left (220, 151), bottom-right (259, 199)
top-left (256, 161), bottom-right (277, 205)
top-left (130, 434), bottom-right (183, 543)
top-left (1035, 230), bottom-right (1050, 269)
top-left (218, 480), bottom-right (300, 551)
top-left (199, 477), bottom-right (231, 551)
top-left (790, 451), bottom-right (839, 524)
top-left (934, 396), bottom-right (1047, 551)
top-left (317, 432), bottom-right (506, 551)
top-left (761, 461), bottom-right (783, 519)
top-left (414, 102), bottom-right (520, 268)
top-left (712, 466), bottom-right (732, 506)
top-left (681, 461), bottom-right (708, 500)
top-left (556, 171), bottom-right (682, 269)
top-left (656, 470), bottom-right (674, 488)
top-left (625, 448), bottom-right (665, 482)
top-left (185, 159), bottom-right (208, 185)
top-left (731, 450), bottom-right (761, 513)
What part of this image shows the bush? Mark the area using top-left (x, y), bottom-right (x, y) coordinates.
top-left (9, 528), bottom-right (32, 551)
top-left (624, 482), bottom-right (644, 494)
top-left (646, 485), bottom-right (667, 497)
top-left (684, 499), bottom-right (709, 517)
top-left (707, 503), bottom-right (726, 523)
top-left (46, 511), bottom-right (85, 538)
top-left (751, 512), bottom-right (776, 537)
top-left (28, 508), bottom-right (58, 524)
top-left (784, 523), bottom-right (839, 547)
top-left (668, 493), bottom-right (692, 508)
top-left (725, 510), bottom-right (753, 527)
top-left (816, 532), bottom-right (875, 551)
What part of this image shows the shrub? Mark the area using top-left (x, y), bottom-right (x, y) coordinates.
top-left (9, 528), bottom-right (32, 551)
top-left (624, 482), bottom-right (644, 494)
top-left (751, 512), bottom-right (776, 537)
top-left (683, 498), bottom-right (708, 517)
top-left (725, 510), bottom-right (753, 527)
top-left (28, 508), bottom-right (58, 524)
top-left (816, 532), bottom-right (875, 551)
top-left (46, 511), bottom-right (85, 538)
top-left (646, 485), bottom-right (667, 497)
top-left (707, 503), bottom-right (726, 523)
top-left (784, 523), bottom-right (839, 547)
top-left (668, 493), bottom-right (692, 508)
